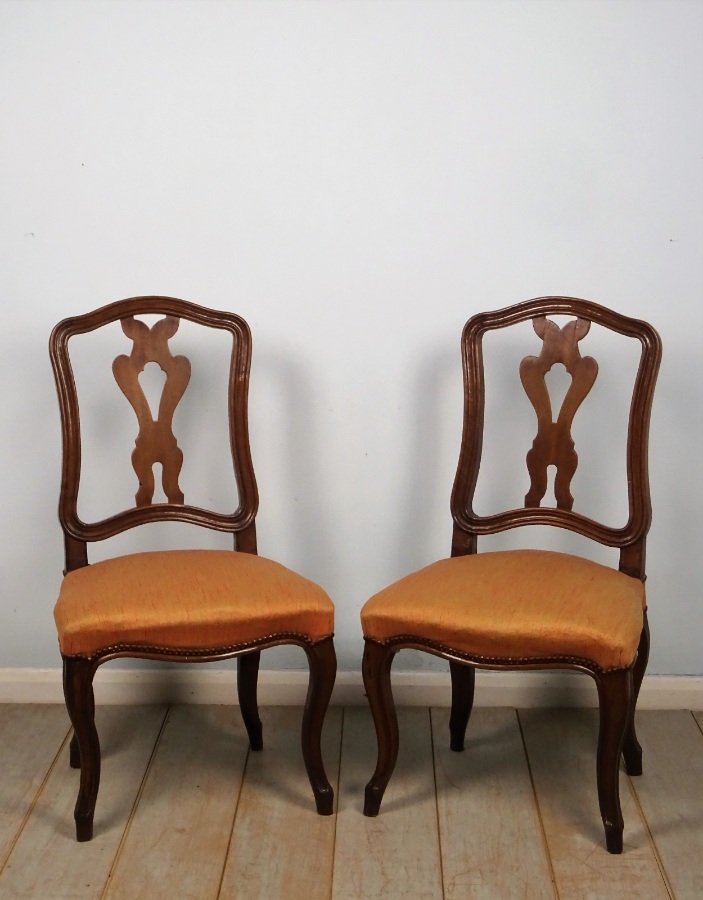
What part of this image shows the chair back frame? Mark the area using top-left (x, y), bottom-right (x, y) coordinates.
top-left (450, 296), bottom-right (662, 580)
top-left (51, 298), bottom-right (338, 840)
top-left (49, 296), bottom-right (259, 573)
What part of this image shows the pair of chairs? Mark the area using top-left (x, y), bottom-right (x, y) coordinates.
top-left (50, 295), bottom-right (661, 854)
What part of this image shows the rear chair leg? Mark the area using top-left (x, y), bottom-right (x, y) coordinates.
top-left (237, 651), bottom-right (263, 751)
top-left (623, 618), bottom-right (648, 776)
top-left (449, 661), bottom-right (476, 752)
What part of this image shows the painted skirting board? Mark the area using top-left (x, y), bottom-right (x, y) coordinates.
top-left (0, 668), bottom-right (701, 709)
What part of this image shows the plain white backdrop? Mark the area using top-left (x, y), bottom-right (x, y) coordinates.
top-left (1, 0), bottom-right (701, 677)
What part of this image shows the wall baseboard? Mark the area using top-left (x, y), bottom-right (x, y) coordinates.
top-left (0, 668), bottom-right (701, 709)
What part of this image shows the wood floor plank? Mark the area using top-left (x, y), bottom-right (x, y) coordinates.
top-left (628, 710), bottom-right (703, 900)
top-left (519, 708), bottom-right (669, 899)
top-left (1, 703), bottom-right (701, 899)
top-left (432, 707), bottom-right (556, 899)
top-left (332, 706), bottom-right (443, 900)
top-left (0, 705), bottom-right (167, 900)
top-left (104, 705), bottom-right (250, 900)
top-left (219, 705), bottom-right (342, 900)
top-left (0, 704), bottom-right (71, 870)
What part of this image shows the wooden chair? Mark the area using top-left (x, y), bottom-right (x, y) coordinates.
top-left (360, 297), bottom-right (661, 854)
top-left (50, 296), bottom-right (337, 841)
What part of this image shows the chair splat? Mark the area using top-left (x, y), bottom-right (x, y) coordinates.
top-left (519, 315), bottom-right (598, 510)
top-left (112, 316), bottom-right (191, 507)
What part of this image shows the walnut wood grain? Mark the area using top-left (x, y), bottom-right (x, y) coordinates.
top-left (49, 296), bottom-right (258, 547)
top-left (450, 296), bottom-right (662, 577)
top-left (112, 316), bottom-right (191, 507)
top-left (520, 316), bottom-right (598, 510)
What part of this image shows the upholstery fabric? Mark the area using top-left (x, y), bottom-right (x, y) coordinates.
top-left (361, 549), bottom-right (644, 670)
top-left (55, 549), bottom-right (334, 657)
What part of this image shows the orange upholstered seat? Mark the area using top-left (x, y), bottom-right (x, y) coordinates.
top-left (362, 550), bottom-right (644, 671)
top-left (56, 550), bottom-right (334, 658)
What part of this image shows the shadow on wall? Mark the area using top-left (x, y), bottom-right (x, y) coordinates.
top-left (393, 342), bottom-right (462, 576)
top-left (249, 343), bottom-right (336, 582)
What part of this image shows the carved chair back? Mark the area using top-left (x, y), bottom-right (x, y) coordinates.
top-left (450, 297), bottom-right (662, 580)
top-left (49, 297), bottom-right (259, 573)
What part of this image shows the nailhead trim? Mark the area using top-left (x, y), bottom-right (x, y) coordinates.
top-left (72, 631), bottom-right (334, 662)
top-left (367, 634), bottom-right (633, 675)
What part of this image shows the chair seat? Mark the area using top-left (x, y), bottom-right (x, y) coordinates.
top-left (361, 549), bottom-right (645, 670)
top-left (55, 549), bottom-right (334, 657)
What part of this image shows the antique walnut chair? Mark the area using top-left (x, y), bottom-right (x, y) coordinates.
top-left (360, 297), bottom-right (661, 854)
top-left (50, 297), bottom-right (336, 841)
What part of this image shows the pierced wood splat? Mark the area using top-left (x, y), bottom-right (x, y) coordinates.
top-left (519, 316), bottom-right (598, 510)
top-left (112, 316), bottom-right (191, 507)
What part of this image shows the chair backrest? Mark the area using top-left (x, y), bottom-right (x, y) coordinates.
top-left (450, 297), bottom-right (662, 580)
top-left (50, 297), bottom-right (258, 573)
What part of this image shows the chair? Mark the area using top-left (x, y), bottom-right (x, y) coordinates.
top-left (50, 296), bottom-right (337, 841)
top-left (360, 297), bottom-right (661, 854)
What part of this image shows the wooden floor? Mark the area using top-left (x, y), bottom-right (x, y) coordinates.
top-left (0, 705), bottom-right (701, 899)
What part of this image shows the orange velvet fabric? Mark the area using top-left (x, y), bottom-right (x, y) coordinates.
top-left (55, 550), bottom-right (334, 657)
top-left (361, 550), bottom-right (644, 670)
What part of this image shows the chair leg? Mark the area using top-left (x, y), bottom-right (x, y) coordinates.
top-left (449, 661), bottom-right (475, 751)
top-left (362, 639), bottom-right (399, 817)
top-left (623, 616), bottom-right (649, 776)
top-left (69, 733), bottom-right (80, 769)
top-left (237, 651), bottom-right (263, 751)
top-left (302, 637), bottom-right (337, 815)
top-left (63, 656), bottom-right (100, 842)
top-left (69, 685), bottom-right (94, 769)
top-left (595, 667), bottom-right (633, 854)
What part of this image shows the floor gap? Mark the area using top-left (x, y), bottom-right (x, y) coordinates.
top-left (99, 704), bottom-right (171, 899)
top-left (516, 708), bottom-right (560, 900)
top-left (429, 707), bottom-right (447, 900)
top-left (0, 724), bottom-right (72, 875)
top-left (626, 772), bottom-right (675, 899)
top-left (215, 736), bottom-right (251, 899)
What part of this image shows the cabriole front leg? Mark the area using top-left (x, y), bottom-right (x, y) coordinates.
top-left (69, 682), bottom-right (94, 769)
top-left (302, 637), bottom-right (337, 815)
top-left (362, 639), bottom-right (399, 816)
top-left (596, 667), bottom-right (633, 854)
top-left (63, 656), bottom-right (101, 841)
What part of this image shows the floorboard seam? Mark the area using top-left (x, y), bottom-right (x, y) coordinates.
top-left (99, 704), bottom-right (171, 900)
top-left (429, 707), bottom-right (447, 900)
top-left (328, 706), bottom-right (345, 900)
top-left (516, 709), bottom-right (561, 900)
top-left (0, 724), bottom-right (72, 878)
top-left (215, 733), bottom-right (251, 899)
top-left (626, 773), bottom-right (676, 899)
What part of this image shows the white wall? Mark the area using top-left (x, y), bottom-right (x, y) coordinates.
top-left (1, 0), bottom-right (701, 676)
